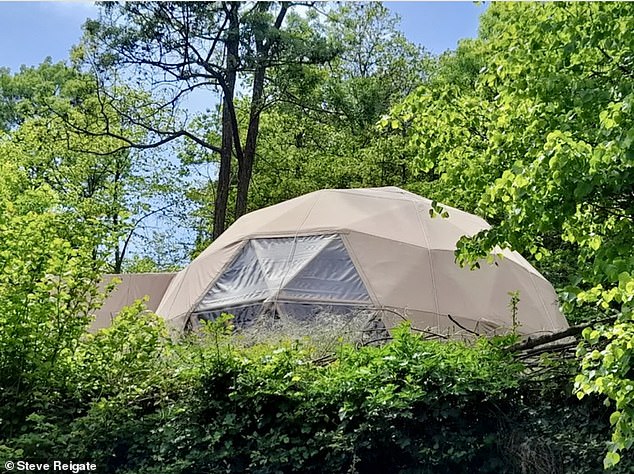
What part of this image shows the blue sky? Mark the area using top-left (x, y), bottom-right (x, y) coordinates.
top-left (388, 2), bottom-right (485, 53)
top-left (0, 2), bottom-right (485, 72)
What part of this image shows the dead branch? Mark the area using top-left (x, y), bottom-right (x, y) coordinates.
top-left (507, 315), bottom-right (617, 353)
top-left (516, 341), bottom-right (579, 360)
top-left (447, 313), bottom-right (482, 337)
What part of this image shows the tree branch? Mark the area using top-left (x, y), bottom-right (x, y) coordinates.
top-left (507, 315), bottom-right (617, 353)
top-left (596, 44), bottom-right (633, 78)
top-left (118, 203), bottom-right (176, 268)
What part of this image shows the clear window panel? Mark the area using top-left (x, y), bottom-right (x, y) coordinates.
top-left (194, 234), bottom-right (371, 318)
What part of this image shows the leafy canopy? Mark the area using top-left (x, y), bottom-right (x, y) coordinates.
top-left (388, 2), bottom-right (634, 465)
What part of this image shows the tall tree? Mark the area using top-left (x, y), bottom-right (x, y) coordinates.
top-left (74, 2), bottom-right (334, 240)
top-left (243, 3), bottom-right (430, 212)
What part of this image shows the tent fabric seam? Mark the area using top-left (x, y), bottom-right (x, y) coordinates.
top-left (527, 271), bottom-right (558, 331)
top-left (340, 233), bottom-right (380, 307)
top-left (270, 191), bottom-right (324, 306)
top-left (340, 229), bottom-right (546, 280)
top-left (412, 200), bottom-right (441, 327)
top-left (277, 235), bottom-right (370, 302)
top-left (193, 298), bottom-right (373, 312)
top-left (143, 187), bottom-right (566, 336)
top-left (161, 237), bottom-right (553, 324)
top-left (268, 234), bottom-right (332, 299)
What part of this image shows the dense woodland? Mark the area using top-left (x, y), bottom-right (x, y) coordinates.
top-left (0, 2), bottom-right (632, 472)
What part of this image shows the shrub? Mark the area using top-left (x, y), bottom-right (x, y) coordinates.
top-left (0, 178), bottom-right (104, 439)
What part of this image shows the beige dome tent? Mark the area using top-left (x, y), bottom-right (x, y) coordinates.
top-left (155, 187), bottom-right (568, 337)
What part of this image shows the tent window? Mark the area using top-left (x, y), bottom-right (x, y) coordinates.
top-left (193, 234), bottom-right (371, 321)
top-left (279, 237), bottom-right (370, 301)
top-left (197, 241), bottom-right (270, 310)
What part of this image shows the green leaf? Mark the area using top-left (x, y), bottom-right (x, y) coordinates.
top-left (604, 451), bottom-right (620, 469)
top-left (609, 411), bottom-right (621, 426)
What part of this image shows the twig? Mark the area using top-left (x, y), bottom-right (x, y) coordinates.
top-left (377, 307), bottom-right (449, 340)
top-left (361, 336), bottom-right (393, 347)
top-left (447, 314), bottom-right (482, 336)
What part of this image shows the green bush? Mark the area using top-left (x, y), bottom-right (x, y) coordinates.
top-left (2, 311), bottom-right (634, 473)
top-left (11, 323), bottom-right (522, 473)
top-left (0, 172), bottom-right (104, 440)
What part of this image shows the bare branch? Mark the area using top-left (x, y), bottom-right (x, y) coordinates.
top-left (597, 44), bottom-right (633, 78)
top-left (447, 314), bottom-right (482, 336)
top-left (507, 315), bottom-right (617, 353)
top-left (119, 203), bottom-right (176, 266)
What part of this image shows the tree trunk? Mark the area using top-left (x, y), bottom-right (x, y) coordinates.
top-left (212, 3), bottom-right (240, 240)
top-left (234, 4), bottom-right (288, 219)
top-left (111, 156), bottom-right (124, 272)
top-left (235, 64), bottom-right (265, 219)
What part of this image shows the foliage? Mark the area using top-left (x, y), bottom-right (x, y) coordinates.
top-left (1, 320), bottom-right (524, 473)
top-left (3, 312), bottom-right (634, 473)
top-left (72, 300), bottom-right (172, 399)
top-left (388, 3), bottom-right (634, 463)
top-left (0, 61), bottom-right (180, 272)
top-left (390, 3), bottom-right (633, 287)
top-left (575, 321), bottom-right (634, 469)
top-left (236, 3), bottom-right (430, 217)
top-left (0, 198), bottom-right (628, 472)
top-left (0, 161), bottom-right (104, 436)
top-left (176, 3), bottom-right (429, 251)
top-left (2, 2), bottom-right (634, 471)
top-left (77, 2), bottom-right (338, 240)
top-left (509, 365), bottom-right (634, 474)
